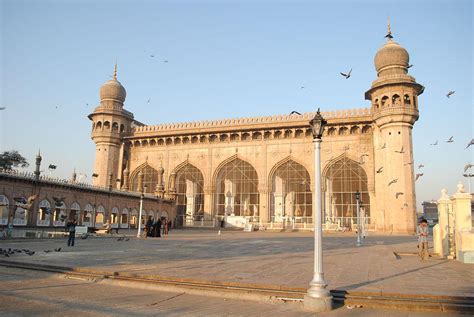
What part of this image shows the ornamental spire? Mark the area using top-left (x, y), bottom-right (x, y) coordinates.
top-left (113, 62), bottom-right (117, 80)
top-left (385, 16), bottom-right (393, 40)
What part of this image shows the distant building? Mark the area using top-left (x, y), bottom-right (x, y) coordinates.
top-left (421, 201), bottom-right (438, 223)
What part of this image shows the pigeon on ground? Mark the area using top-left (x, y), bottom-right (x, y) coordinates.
top-left (44, 250), bottom-right (52, 253)
top-left (54, 248), bottom-right (61, 252)
top-left (125, 238), bottom-right (130, 241)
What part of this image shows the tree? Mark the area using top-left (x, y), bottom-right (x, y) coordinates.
top-left (0, 150), bottom-right (29, 170)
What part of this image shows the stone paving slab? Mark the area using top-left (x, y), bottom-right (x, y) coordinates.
top-left (0, 230), bottom-right (473, 300)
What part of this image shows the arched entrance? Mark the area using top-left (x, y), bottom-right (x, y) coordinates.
top-left (323, 156), bottom-right (370, 229)
top-left (130, 164), bottom-right (159, 193)
top-left (175, 163), bottom-right (204, 221)
top-left (270, 159), bottom-right (312, 224)
top-left (214, 158), bottom-right (259, 218)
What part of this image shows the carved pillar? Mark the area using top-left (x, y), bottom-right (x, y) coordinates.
top-left (155, 163), bottom-right (165, 198)
top-left (258, 185), bottom-right (269, 223)
top-left (122, 162), bottom-right (129, 190)
top-left (203, 186), bottom-right (214, 218)
top-left (168, 171), bottom-right (177, 200)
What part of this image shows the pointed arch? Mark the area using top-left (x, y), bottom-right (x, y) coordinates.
top-left (0, 195), bottom-right (9, 225)
top-left (173, 161), bottom-right (205, 220)
top-left (322, 154), bottom-right (371, 227)
top-left (269, 157), bottom-right (312, 222)
top-left (213, 155), bottom-right (259, 217)
top-left (130, 162), bottom-right (159, 193)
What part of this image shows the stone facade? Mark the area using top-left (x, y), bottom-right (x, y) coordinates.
top-left (89, 26), bottom-right (423, 233)
top-left (0, 166), bottom-right (175, 230)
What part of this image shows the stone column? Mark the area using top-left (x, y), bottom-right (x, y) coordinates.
top-left (436, 188), bottom-right (452, 258)
top-left (451, 183), bottom-right (472, 233)
top-left (137, 170), bottom-right (144, 193)
top-left (203, 186), bottom-right (213, 219)
top-left (258, 185), bottom-right (269, 223)
top-left (122, 163), bottom-right (129, 190)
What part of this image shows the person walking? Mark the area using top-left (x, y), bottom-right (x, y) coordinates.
top-left (417, 218), bottom-right (429, 260)
top-left (162, 219), bottom-right (168, 235)
top-left (66, 218), bottom-right (77, 247)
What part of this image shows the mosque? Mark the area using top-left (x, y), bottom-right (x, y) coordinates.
top-left (89, 24), bottom-right (424, 233)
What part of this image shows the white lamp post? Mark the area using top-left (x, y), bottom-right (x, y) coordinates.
top-left (137, 185), bottom-right (147, 238)
top-left (355, 190), bottom-right (362, 246)
top-left (304, 109), bottom-right (332, 312)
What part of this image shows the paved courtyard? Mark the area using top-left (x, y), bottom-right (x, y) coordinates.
top-left (1, 266), bottom-right (465, 317)
top-left (0, 229), bottom-right (472, 300)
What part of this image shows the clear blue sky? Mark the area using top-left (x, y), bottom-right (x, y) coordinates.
top-left (1, 0), bottom-right (472, 209)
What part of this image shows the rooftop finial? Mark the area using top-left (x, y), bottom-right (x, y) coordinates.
top-left (385, 16), bottom-right (393, 40)
top-left (113, 62), bottom-right (117, 80)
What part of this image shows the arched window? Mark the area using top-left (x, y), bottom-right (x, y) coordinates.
top-left (131, 165), bottom-right (159, 193)
top-left (112, 122), bottom-right (119, 132)
top-left (392, 94), bottom-right (401, 107)
top-left (270, 160), bottom-right (312, 223)
top-left (404, 94), bottom-right (411, 106)
top-left (214, 158), bottom-right (259, 217)
top-left (53, 201), bottom-right (67, 226)
top-left (323, 156), bottom-right (371, 228)
top-left (104, 121), bottom-right (110, 130)
top-left (121, 208), bottom-right (129, 227)
top-left (70, 202), bottom-right (80, 222)
top-left (120, 124), bottom-right (125, 133)
top-left (381, 96), bottom-right (389, 107)
top-left (350, 126), bottom-right (360, 135)
top-left (130, 209), bottom-right (138, 228)
top-left (175, 164), bottom-right (205, 220)
top-left (96, 121), bottom-right (102, 130)
top-left (111, 207), bottom-right (119, 227)
top-left (83, 204), bottom-right (94, 227)
top-left (95, 205), bottom-right (105, 228)
top-left (0, 195), bottom-right (9, 225)
top-left (37, 199), bottom-right (51, 226)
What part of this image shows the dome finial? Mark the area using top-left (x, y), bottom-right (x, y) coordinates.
top-left (113, 62), bottom-right (117, 80)
top-left (385, 16), bottom-right (393, 40)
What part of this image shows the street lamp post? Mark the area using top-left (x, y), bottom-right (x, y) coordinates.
top-left (355, 190), bottom-right (362, 246)
top-left (137, 185), bottom-right (148, 238)
top-left (304, 109), bottom-right (332, 312)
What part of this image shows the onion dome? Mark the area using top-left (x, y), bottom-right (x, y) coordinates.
top-left (99, 64), bottom-right (126, 102)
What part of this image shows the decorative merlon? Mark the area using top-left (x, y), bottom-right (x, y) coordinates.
top-left (133, 108), bottom-right (372, 133)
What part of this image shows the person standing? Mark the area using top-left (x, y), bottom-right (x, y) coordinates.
top-left (162, 219), bottom-right (168, 235)
top-left (66, 218), bottom-right (77, 247)
top-left (417, 218), bottom-right (429, 260)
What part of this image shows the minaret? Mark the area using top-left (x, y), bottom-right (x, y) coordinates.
top-left (88, 64), bottom-right (134, 187)
top-left (365, 20), bottom-right (424, 233)
top-left (34, 149), bottom-right (42, 181)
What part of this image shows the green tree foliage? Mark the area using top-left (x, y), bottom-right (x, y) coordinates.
top-left (0, 150), bottom-right (29, 170)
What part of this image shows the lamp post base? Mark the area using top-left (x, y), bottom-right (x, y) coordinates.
top-left (303, 293), bottom-right (333, 312)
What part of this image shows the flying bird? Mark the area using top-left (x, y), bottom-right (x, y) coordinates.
top-left (404, 161), bottom-right (413, 166)
top-left (418, 164), bottom-right (424, 169)
top-left (446, 136), bottom-right (454, 143)
top-left (407, 64), bottom-right (413, 68)
top-left (0, 107), bottom-right (6, 110)
top-left (290, 111), bottom-right (301, 115)
top-left (415, 173), bottom-right (424, 181)
top-left (340, 68), bottom-right (352, 79)
top-left (48, 164), bottom-right (57, 169)
top-left (395, 146), bottom-right (404, 154)
top-left (464, 163), bottom-right (473, 172)
top-left (376, 166), bottom-right (384, 173)
top-left (147, 98), bottom-right (151, 103)
top-left (40, 207), bottom-right (52, 215)
top-left (52, 197), bottom-right (65, 207)
top-left (150, 55), bottom-right (155, 58)
top-left (300, 86), bottom-right (305, 89)
top-left (163, 60), bottom-right (168, 63)
top-left (430, 141), bottom-right (438, 146)
top-left (381, 142), bottom-right (386, 149)
top-left (388, 179), bottom-right (398, 186)
top-left (395, 192), bottom-right (404, 199)
top-left (446, 91), bottom-right (455, 98)
top-left (465, 139), bottom-right (474, 149)
top-left (359, 154), bottom-right (369, 164)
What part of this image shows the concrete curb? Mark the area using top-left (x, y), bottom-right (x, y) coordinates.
top-left (1, 259), bottom-right (472, 314)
